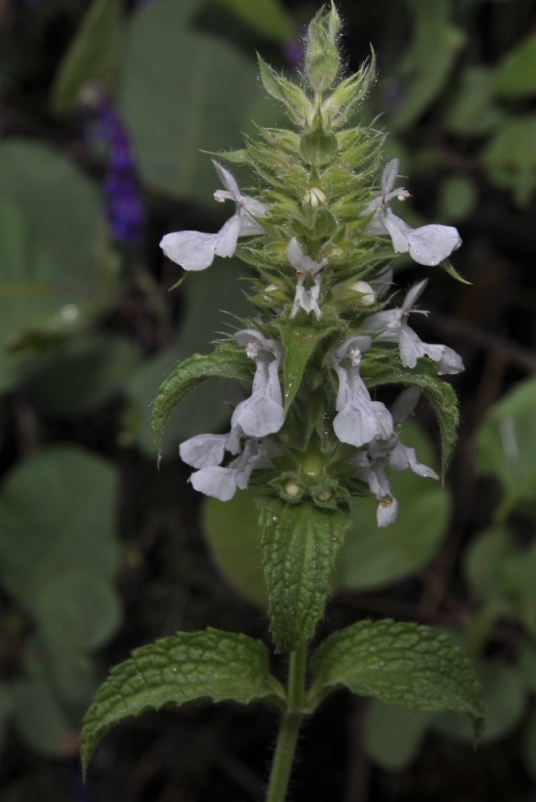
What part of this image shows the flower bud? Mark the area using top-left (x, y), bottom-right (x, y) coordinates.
top-left (305, 3), bottom-right (341, 93)
top-left (350, 280), bottom-right (376, 306)
top-left (302, 187), bottom-right (327, 207)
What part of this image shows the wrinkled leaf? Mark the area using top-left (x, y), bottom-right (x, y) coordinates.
top-left (432, 661), bottom-right (523, 743)
top-left (258, 497), bottom-right (349, 652)
top-left (275, 323), bottom-right (338, 413)
top-left (81, 628), bottom-right (285, 771)
top-left (151, 343), bottom-right (251, 461)
top-left (309, 619), bottom-right (484, 737)
top-left (51, 0), bottom-right (124, 114)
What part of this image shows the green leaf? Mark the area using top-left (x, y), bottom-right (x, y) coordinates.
top-left (518, 642), bottom-right (536, 694)
top-left (336, 420), bottom-right (450, 591)
top-left (210, 0), bottom-right (294, 42)
top-left (438, 176), bottom-right (478, 223)
top-left (258, 497), bottom-right (349, 652)
top-left (202, 488), bottom-right (267, 608)
top-left (0, 141), bottom-right (112, 390)
top-left (475, 375), bottom-right (536, 515)
top-left (392, 0), bottom-right (466, 129)
top-left (0, 446), bottom-right (120, 654)
top-left (463, 527), bottom-right (515, 603)
top-left (362, 355), bottom-right (459, 477)
top-left (150, 342), bottom-right (251, 461)
top-left (51, 0), bottom-right (124, 114)
top-left (484, 115), bottom-right (536, 205)
top-left (494, 35), bottom-right (536, 98)
top-left (432, 661), bottom-right (523, 744)
top-left (81, 628), bottom-right (285, 771)
top-left (364, 701), bottom-right (432, 770)
top-left (13, 652), bottom-right (78, 758)
top-left (120, 0), bottom-right (267, 204)
top-left (309, 620), bottom-right (484, 737)
top-left (257, 56), bottom-right (314, 126)
top-left (275, 322), bottom-right (338, 413)
top-left (27, 333), bottom-right (141, 415)
top-left (443, 67), bottom-right (504, 136)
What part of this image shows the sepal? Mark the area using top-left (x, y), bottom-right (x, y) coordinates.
top-left (305, 2), bottom-right (341, 93)
top-left (257, 55), bottom-right (315, 127)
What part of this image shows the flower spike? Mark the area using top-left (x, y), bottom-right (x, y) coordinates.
top-left (286, 238), bottom-right (328, 319)
top-left (160, 161), bottom-right (267, 271)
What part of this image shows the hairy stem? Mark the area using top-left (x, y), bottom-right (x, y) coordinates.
top-left (265, 644), bottom-right (308, 802)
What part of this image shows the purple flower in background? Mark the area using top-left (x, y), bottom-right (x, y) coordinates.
top-left (283, 40), bottom-right (304, 69)
top-left (90, 95), bottom-right (145, 245)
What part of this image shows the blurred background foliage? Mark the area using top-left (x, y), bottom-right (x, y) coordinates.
top-left (1, 0), bottom-right (536, 800)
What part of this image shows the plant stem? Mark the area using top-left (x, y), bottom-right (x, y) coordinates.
top-left (265, 644), bottom-right (308, 802)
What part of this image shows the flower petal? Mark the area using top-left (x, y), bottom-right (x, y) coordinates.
top-left (179, 433), bottom-right (229, 469)
top-left (214, 213), bottom-right (242, 258)
top-left (377, 495), bottom-right (399, 527)
top-left (391, 387), bottom-right (421, 425)
top-left (190, 466), bottom-right (238, 501)
top-left (160, 230), bottom-right (218, 271)
top-left (212, 160), bottom-right (241, 200)
top-left (382, 158), bottom-right (399, 195)
top-left (407, 224), bottom-right (462, 266)
top-left (382, 209), bottom-right (411, 254)
top-left (231, 395), bottom-right (285, 438)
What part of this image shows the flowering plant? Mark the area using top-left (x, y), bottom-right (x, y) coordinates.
top-left (81, 6), bottom-right (484, 799)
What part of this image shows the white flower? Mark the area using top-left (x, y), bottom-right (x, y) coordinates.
top-left (286, 238), bottom-right (328, 319)
top-left (231, 330), bottom-right (285, 438)
top-left (365, 280), bottom-right (464, 375)
top-left (180, 430), bottom-right (280, 502)
top-left (363, 159), bottom-right (462, 266)
top-left (332, 336), bottom-right (393, 448)
top-left (349, 388), bottom-right (439, 527)
top-left (159, 161), bottom-right (267, 271)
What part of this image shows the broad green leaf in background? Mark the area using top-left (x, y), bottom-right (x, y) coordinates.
top-left (464, 527), bottom-right (515, 603)
top-left (335, 421), bottom-right (450, 591)
top-left (27, 333), bottom-right (141, 415)
top-left (475, 376), bottom-right (536, 515)
top-left (12, 652), bottom-right (78, 758)
top-left (208, 0), bottom-right (294, 42)
top-left (81, 629), bottom-right (285, 771)
top-left (121, 0), bottom-right (270, 204)
top-left (128, 257), bottom-right (253, 457)
top-left (150, 342), bottom-right (251, 460)
top-left (258, 497), bottom-right (349, 652)
top-left (364, 701), bottom-right (433, 771)
top-left (51, 0), bottom-right (124, 114)
top-left (443, 67), bottom-right (504, 136)
top-left (0, 447), bottom-right (120, 655)
top-left (518, 642), bottom-right (536, 694)
top-left (494, 35), bottom-right (536, 98)
top-left (203, 487), bottom-right (267, 607)
top-left (432, 661), bottom-right (524, 743)
top-left (0, 141), bottom-right (114, 391)
top-left (391, 0), bottom-right (466, 129)
top-left (484, 116), bottom-right (536, 205)
top-left (309, 620), bottom-right (484, 737)
top-left (438, 175), bottom-right (478, 223)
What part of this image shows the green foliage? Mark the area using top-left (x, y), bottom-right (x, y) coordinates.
top-left (275, 323), bottom-right (339, 413)
top-left (484, 116), bottom-right (536, 206)
top-left (202, 487), bottom-right (267, 608)
top-left (258, 497), bottom-right (349, 652)
top-left (0, 447), bottom-right (120, 655)
top-left (438, 175), bottom-right (478, 223)
top-left (475, 376), bottom-right (536, 516)
top-left (443, 67), bottom-right (504, 136)
top-left (120, 0), bottom-right (270, 204)
top-left (364, 702), bottom-right (432, 770)
top-left (305, 3), bottom-right (341, 93)
top-left (309, 619), bottom-right (484, 737)
top-left (151, 343), bottom-right (251, 461)
top-left (209, 0), bottom-right (294, 42)
top-left (336, 420), bottom-right (450, 591)
top-left (392, 0), bottom-right (466, 129)
top-left (0, 141), bottom-right (114, 390)
top-left (51, 0), bottom-right (124, 114)
top-left (494, 35), bottom-right (536, 98)
top-left (81, 629), bottom-right (285, 771)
